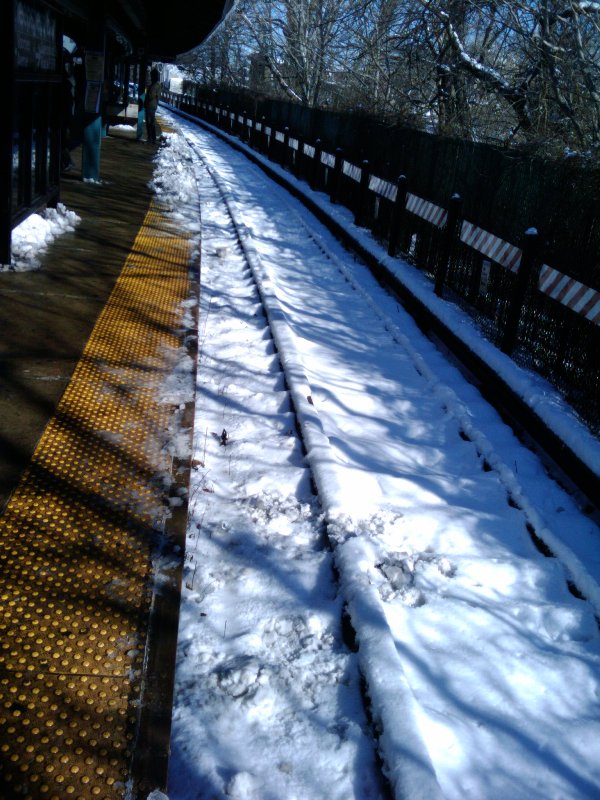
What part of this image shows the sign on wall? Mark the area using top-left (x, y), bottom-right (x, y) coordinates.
top-left (14, 0), bottom-right (58, 74)
top-left (84, 51), bottom-right (105, 114)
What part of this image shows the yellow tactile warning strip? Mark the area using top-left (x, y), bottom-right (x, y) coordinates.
top-left (0, 199), bottom-right (192, 799)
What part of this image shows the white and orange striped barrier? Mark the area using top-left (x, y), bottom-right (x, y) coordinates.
top-left (406, 192), bottom-right (448, 228)
top-left (460, 220), bottom-right (522, 272)
top-left (538, 264), bottom-right (600, 325)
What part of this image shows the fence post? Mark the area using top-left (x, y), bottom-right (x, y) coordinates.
top-left (435, 193), bottom-right (462, 296)
top-left (262, 118), bottom-right (269, 154)
top-left (355, 160), bottom-right (370, 227)
top-left (268, 123), bottom-right (277, 161)
top-left (296, 135), bottom-right (305, 179)
top-left (312, 139), bottom-right (322, 190)
top-left (330, 148), bottom-right (343, 204)
top-left (241, 110), bottom-right (247, 141)
top-left (260, 117), bottom-right (267, 153)
top-left (283, 127), bottom-right (290, 168)
top-left (388, 175), bottom-right (408, 256)
top-left (501, 228), bottom-right (540, 356)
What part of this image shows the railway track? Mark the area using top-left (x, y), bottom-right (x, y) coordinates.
top-left (167, 115), bottom-right (600, 800)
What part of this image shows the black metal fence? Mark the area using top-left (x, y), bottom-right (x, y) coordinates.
top-left (163, 90), bottom-right (600, 436)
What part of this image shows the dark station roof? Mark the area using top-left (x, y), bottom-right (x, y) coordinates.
top-left (56, 0), bottom-right (233, 62)
top-left (146, 1), bottom-right (234, 62)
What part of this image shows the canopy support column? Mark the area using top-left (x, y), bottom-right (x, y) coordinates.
top-left (0, 0), bottom-right (15, 264)
top-left (81, 12), bottom-right (106, 182)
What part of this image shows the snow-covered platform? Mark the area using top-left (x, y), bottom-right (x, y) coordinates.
top-left (0, 133), bottom-right (161, 510)
top-left (0, 128), bottom-right (194, 798)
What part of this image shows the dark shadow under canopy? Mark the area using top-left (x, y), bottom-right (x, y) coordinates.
top-left (60, 0), bottom-right (233, 62)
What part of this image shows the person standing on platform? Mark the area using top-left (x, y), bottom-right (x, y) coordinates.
top-left (61, 53), bottom-right (76, 171)
top-left (144, 68), bottom-right (161, 144)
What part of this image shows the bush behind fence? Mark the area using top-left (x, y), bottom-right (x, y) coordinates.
top-left (165, 88), bottom-right (600, 436)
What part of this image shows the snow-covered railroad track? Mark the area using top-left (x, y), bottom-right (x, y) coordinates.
top-left (166, 133), bottom-right (390, 800)
top-left (162, 114), bottom-right (600, 800)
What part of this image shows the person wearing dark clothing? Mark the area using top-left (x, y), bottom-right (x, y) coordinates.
top-left (144, 68), bottom-right (161, 144)
top-left (61, 54), bottom-right (75, 171)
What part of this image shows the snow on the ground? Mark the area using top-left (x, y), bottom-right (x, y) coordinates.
top-left (2, 203), bottom-right (80, 272)
top-left (154, 130), bottom-right (385, 800)
top-left (170, 104), bottom-right (600, 479)
top-left (150, 111), bottom-right (600, 800)
top-left (4, 111), bottom-right (599, 800)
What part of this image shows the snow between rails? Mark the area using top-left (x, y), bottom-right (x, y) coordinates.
top-left (188, 136), bottom-right (444, 800)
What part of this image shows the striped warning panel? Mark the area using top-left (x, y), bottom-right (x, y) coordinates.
top-left (460, 221), bottom-right (522, 272)
top-left (538, 264), bottom-right (600, 325)
top-left (343, 161), bottom-right (362, 182)
top-left (321, 151), bottom-right (336, 168)
top-left (370, 176), bottom-right (397, 202)
top-left (406, 192), bottom-right (448, 228)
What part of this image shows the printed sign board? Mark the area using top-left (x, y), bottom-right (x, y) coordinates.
top-left (480, 259), bottom-right (492, 295)
top-left (84, 82), bottom-right (103, 114)
top-left (84, 52), bottom-right (105, 114)
top-left (85, 51), bottom-right (104, 83)
top-left (15, 0), bottom-right (58, 74)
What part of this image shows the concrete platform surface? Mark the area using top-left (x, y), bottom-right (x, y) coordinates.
top-left (0, 124), bottom-right (192, 799)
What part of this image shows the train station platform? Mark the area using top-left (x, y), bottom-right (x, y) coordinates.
top-left (0, 120), bottom-right (194, 799)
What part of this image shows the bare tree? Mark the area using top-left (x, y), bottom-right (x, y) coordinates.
top-left (230, 0), bottom-right (351, 105)
top-left (406, 0), bottom-right (600, 147)
top-left (180, 0), bottom-right (600, 152)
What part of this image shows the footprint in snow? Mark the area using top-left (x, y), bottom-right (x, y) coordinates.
top-left (214, 655), bottom-right (264, 698)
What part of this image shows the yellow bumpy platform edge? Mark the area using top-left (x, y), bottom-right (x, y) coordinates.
top-left (0, 200), bottom-right (191, 799)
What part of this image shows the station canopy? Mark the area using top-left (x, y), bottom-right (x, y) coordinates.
top-left (58, 0), bottom-right (234, 62)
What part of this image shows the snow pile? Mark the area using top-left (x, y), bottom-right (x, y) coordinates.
top-left (4, 203), bottom-right (80, 272)
top-left (109, 123), bottom-right (137, 139)
top-left (155, 341), bottom-right (196, 465)
top-left (149, 132), bottom-right (199, 208)
top-left (149, 132), bottom-right (202, 268)
top-left (146, 134), bottom-right (204, 472)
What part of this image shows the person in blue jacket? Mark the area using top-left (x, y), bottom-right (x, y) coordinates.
top-left (144, 68), bottom-right (161, 144)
